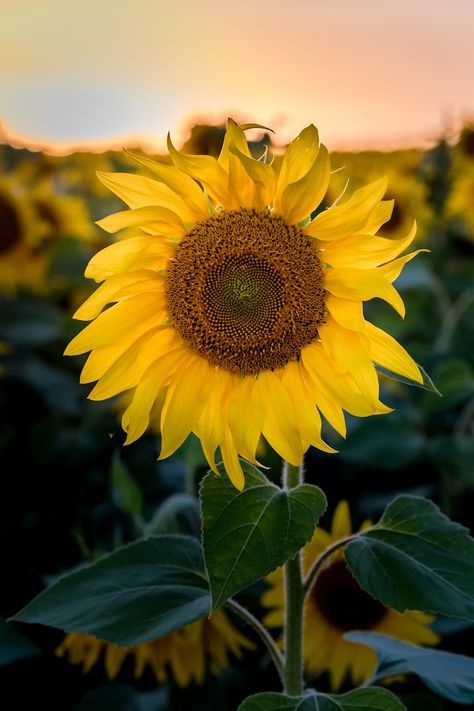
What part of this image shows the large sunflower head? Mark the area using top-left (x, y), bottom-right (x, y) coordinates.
top-left (66, 119), bottom-right (426, 489)
top-left (262, 500), bottom-right (439, 691)
top-left (55, 609), bottom-right (254, 686)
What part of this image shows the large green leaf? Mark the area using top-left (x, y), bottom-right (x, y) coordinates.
top-left (201, 461), bottom-right (326, 610)
top-left (347, 632), bottom-right (474, 705)
top-left (345, 495), bottom-right (474, 619)
top-left (0, 618), bottom-right (40, 666)
top-left (11, 535), bottom-right (210, 645)
top-left (237, 688), bottom-right (406, 710)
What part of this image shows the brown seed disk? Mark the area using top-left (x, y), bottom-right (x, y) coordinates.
top-left (165, 208), bottom-right (326, 375)
top-left (312, 558), bottom-right (387, 631)
top-left (0, 195), bottom-right (22, 255)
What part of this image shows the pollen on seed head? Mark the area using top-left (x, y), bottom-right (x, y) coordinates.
top-left (165, 208), bottom-right (326, 376)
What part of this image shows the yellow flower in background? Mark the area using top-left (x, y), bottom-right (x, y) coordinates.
top-left (447, 164), bottom-right (474, 240)
top-left (0, 176), bottom-right (43, 294)
top-left (262, 501), bottom-right (439, 691)
top-left (55, 609), bottom-right (254, 686)
top-left (31, 181), bottom-right (95, 246)
top-left (66, 119), bottom-right (426, 490)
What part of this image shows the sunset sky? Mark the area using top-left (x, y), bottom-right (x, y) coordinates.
top-left (1, 0), bottom-right (473, 152)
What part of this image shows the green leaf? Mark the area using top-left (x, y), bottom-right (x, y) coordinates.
top-left (237, 688), bottom-right (406, 710)
top-left (345, 495), bottom-right (474, 620)
top-left (347, 631), bottom-right (474, 705)
top-left (110, 451), bottom-right (143, 517)
top-left (376, 364), bottom-right (442, 396)
top-left (0, 618), bottom-right (40, 666)
top-left (10, 535), bottom-right (210, 645)
top-left (201, 461), bottom-right (326, 610)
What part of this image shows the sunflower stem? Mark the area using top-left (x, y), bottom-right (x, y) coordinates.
top-left (303, 534), bottom-right (359, 598)
top-left (225, 599), bottom-right (284, 684)
top-left (282, 460), bottom-right (305, 695)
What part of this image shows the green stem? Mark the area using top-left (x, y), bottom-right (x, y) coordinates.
top-left (282, 461), bottom-right (305, 696)
top-left (225, 599), bottom-right (284, 684)
top-left (303, 535), bottom-right (358, 598)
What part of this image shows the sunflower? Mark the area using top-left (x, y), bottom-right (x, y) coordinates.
top-left (262, 501), bottom-right (439, 691)
top-left (65, 119), bottom-right (425, 490)
top-left (31, 181), bottom-right (95, 245)
top-left (0, 176), bottom-right (42, 294)
top-left (55, 609), bottom-right (254, 686)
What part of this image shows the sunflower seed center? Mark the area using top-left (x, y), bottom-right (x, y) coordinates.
top-left (166, 208), bottom-right (326, 375)
top-left (312, 558), bottom-right (387, 631)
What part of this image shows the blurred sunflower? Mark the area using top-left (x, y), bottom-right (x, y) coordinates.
top-left (0, 176), bottom-right (42, 294)
top-left (66, 119), bottom-right (426, 490)
top-left (447, 164), bottom-right (474, 240)
top-left (31, 181), bottom-right (95, 245)
top-left (55, 609), bottom-right (254, 686)
top-left (262, 501), bottom-right (439, 690)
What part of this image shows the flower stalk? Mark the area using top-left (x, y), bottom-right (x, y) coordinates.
top-left (282, 460), bottom-right (305, 695)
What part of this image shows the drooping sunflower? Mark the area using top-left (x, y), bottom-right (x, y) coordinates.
top-left (261, 500), bottom-right (439, 691)
top-left (55, 609), bottom-right (254, 686)
top-left (65, 120), bottom-right (425, 490)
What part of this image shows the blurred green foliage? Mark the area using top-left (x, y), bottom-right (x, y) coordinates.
top-left (0, 124), bottom-right (473, 710)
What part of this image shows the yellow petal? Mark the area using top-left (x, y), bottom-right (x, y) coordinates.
top-left (377, 249), bottom-right (428, 283)
top-left (65, 293), bottom-right (164, 355)
top-left (228, 144), bottom-right (276, 208)
top-left (226, 375), bottom-right (266, 464)
top-left (319, 318), bottom-right (380, 407)
top-left (218, 118), bottom-right (252, 171)
top-left (123, 150), bottom-right (209, 219)
top-left (363, 199), bottom-right (394, 235)
top-left (122, 350), bottom-right (188, 444)
top-left (74, 271), bottom-right (163, 320)
top-left (226, 150), bottom-right (255, 208)
top-left (96, 171), bottom-right (198, 223)
top-left (319, 222), bottom-right (417, 269)
top-left (167, 134), bottom-right (229, 206)
top-left (159, 357), bottom-right (211, 459)
top-left (302, 343), bottom-right (389, 421)
top-left (85, 236), bottom-right (174, 282)
top-left (88, 328), bottom-right (180, 401)
top-left (196, 369), bottom-right (233, 474)
top-left (300, 353), bottom-right (347, 437)
top-left (306, 177), bottom-right (388, 241)
top-left (274, 125), bottom-right (320, 209)
top-left (325, 267), bottom-right (405, 317)
top-left (96, 205), bottom-right (185, 237)
top-left (331, 500), bottom-right (352, 539)
top-left (325, 295), bottom-right (366, 333)
top-left (220, 427), bottom-right (245, 491)
top-left (281, 361), bottom-right (337, 453)
top-left (279, 144), bottom-right (330, 225)
top-left (259, 370), bottom-right (304, 466)
top-left (366, 321), bottom-right (423, 383)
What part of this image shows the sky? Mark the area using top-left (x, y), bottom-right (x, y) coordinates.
top-left (1, 0), bottom-right (473, 153)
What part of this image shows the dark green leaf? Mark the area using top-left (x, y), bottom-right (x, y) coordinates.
top-left (11, 535), bottom-right (210, 645)
top-left (345, 496), bottom-right (474, 619)
top-left (110, 451), bottom-right (143, 517)
top-left (0, 618), bottom-right (40, 666)
top-left (347, 631), bottom-right (474, 705)
top-left (201, 461), bottom-right (326, 610)
top-left (237, 688), bottom-right (406, 710)
top-left (376, 364), bottom-right (441, 396)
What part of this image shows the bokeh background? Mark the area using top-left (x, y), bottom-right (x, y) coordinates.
top-left (1, 1), bottom-right (474, 709)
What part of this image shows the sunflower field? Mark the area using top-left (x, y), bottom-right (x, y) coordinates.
top-left (1, 121), bottom-right (474, 711)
